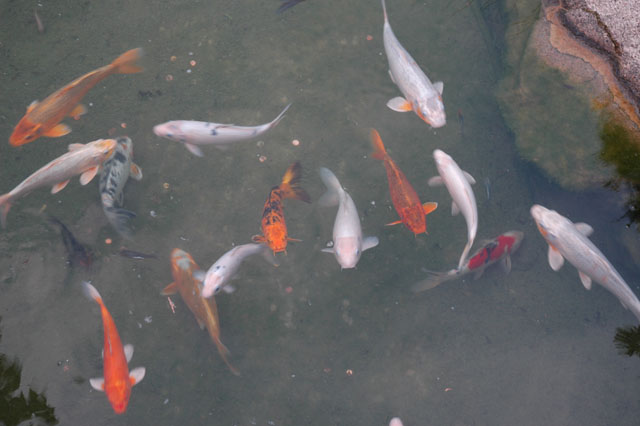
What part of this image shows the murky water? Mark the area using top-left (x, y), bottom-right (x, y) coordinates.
top-left (1, 0), bottom-right (639, 425)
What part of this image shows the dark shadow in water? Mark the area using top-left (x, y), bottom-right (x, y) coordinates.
top-left (614, 325), bottom-right (640, 358)
top-left (0, 316), bottom-right (58, 426)
top-left (599, 119), bottom-right (640, 229)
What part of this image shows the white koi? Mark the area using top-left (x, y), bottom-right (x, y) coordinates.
top-left (318, 167), bottom-right (378, 269)
top-left (428, 149), bottom-right (477, 270)
top-left (381, 0), bottom-right (446, 128)
top-left (98, 136), bottom-right (142, 238)
top-left (152, 104), bottom-right (291, 157)
top-left (531, 204), bottom-right (640, 322)
top-left (0, 138), bottom-right (117, 228)
top-left (194, 243), bottom-right (278, 298)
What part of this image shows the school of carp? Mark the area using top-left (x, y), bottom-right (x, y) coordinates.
top-left (3, 0), bottom-right (640, 417)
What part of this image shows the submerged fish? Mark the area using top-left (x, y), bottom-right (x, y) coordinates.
top-left (98, 136), bottom-right (142, 238)
top-left (252, 161), bottom-right (311, 254)
top-left (428, 149), bottom-right (477, 270)
top-left (152, 104), bottom-right (291, 157)
top-left (194, 243), bottom-right (278, 298)
top-left (319, 167), bottom-right (378, 269)
top-left (276, 0), bottom-right (306, 13)
top-left (118, 248), bottom-right (157, 260)
top-left (530, 204), bottom-right (640, 322)
top-left (9, 48), bottom-right (143, 146)
top-left (47, 215), bottom-right (92, 268)
top-left (162, 249), bottom-right (240, 375)
top-left (413, 230), bottom-right (524, 292)
top-left (82, 281), bottom-right (145, 414)
top-left (381, 0), bottom-right (446, 128)
top-left (370, 129), bottom-right (437, 235)
top-left (0, 138), bottom-right (117, 228)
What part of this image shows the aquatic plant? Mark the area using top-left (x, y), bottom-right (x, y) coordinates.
top-left (613, 325), bottom-right (640, 358)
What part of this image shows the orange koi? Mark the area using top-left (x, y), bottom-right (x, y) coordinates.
top-left (9, 48), bottom-right (143, 146)
top-left (370, 129), bottom-right (437, 235)
top-left (162, 249), bottom-right (240, 376)
top-left (82, 281), bottom-right (145, 414)
top-left (252, 161), bottom-right (311, 253)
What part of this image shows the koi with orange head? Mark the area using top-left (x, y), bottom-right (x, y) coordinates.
top-left (9, 48), bottom-right (143, 146)
top-left (252, 161), bottom-right (311, 253)
top-left (370, 129), bottom-right (437, 235)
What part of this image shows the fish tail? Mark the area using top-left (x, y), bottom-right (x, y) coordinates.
top-left (381, 0), bottom-right (388, 23)
top-left (104, 207), bottom-right (136, 238)
top-left (82, 281), bottom-right (103, 304)
top-left (369, 128), bottom-right (387, 161)
top-left (214, 338), bottom-right (241, 376)
top-left (0, 193), bottom-right (12, 229)
top-left (412, 269), bottom-right (458, 292)
top-left (279, 161), bottom-right (311, 203)
top-left (267, 103), bottom-right (291, 130)
top-left (111, 48), bottom-right (144, 74)
top-left (318, 167), bottom-right (342, 207)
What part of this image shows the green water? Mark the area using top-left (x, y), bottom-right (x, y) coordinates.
top-left (0, 0), bottom-right (639, 425)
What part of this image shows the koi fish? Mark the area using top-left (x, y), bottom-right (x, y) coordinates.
top-left (276, 0), bottom-right (306, 13)
top-left (47, 215), bottom-right (92, 268)
top-left (252, 161), bottom-right (311, 253)
top-left (428, 149), bottom-right (477, 270)
top-left (194, 243), bottom-right (278, 298)
top-left (413, 231), bottom-right (524, 292)
top-left (162, 249), bottom-right (240, 375)
top-left (9, 48), bottom-right (143, 146)
top-left (0, 138), bottom-right (117, 228)
top-left (370, 129), bottom-right (437, 235)
top-left (152, 104), bottom-right (291, 157)
top-left (318, 167), bottom-right (379, 269)
top-left (98, 136), bottom-right (142, 238)
top-left (118, 248), bottom-right (157, 260)
top-left (530, 204), bottom-right (640, 322)
top-left (389, 418), bottom-right (404, 426)
top-left (82, 281), bottom-right (145, 414)
top-left (381, 0), bottom-right (446, 128)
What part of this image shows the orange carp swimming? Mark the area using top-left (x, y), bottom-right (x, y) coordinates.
top-left (162, 249), bottom-right (240, 375)
top-left (252, 161), bottom-right (311, 253)
top-left (9, 48), bottom-right (143, 146)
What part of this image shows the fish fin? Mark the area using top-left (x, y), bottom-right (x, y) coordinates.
top-left (463, 171), bottom-right (476, 184)
top-left (321, 247), bottom-right (335, 254)
top-left (103, 207), bottom-right (136, 238)
top-left (267, 103), bottom-right (291, 129)
top-left (251, 235), bottom-right (266, 243)
top-left (26, 100), bottom-right (39, 113)
top-left (111, 48), bottom-right (144, 74)
top-left (82, 281), bottom-right (103, 303)
top-left (79, 166), bottom-right (99, 185)
top-left (0, 194), bottom-right (12, 229)
top-left (385, 220), bottom-right (402, 226)
top-left (388, 69), bottom-right (396, 84)
top-left (318, 167), bottom-right (342, 207)
top-left (458, 240), bottom-right (473, 270)
top-left (43, 123), bottom-right (71, 138)
top-left (260, 245), bottom-right (280, 267)
top-left (214, 338), bottom-right (241, 376)
top-left (161, 281), bottom-right (178, 295)
top-left (451, 201), bottom-right (460, 216)
top-left (67, 143), bottom-right (84, 151)
top-left (412, 269), bottom-right (457, 292)
top-left (427, 176), bottom-right (444, 186)
top-left (196, 317), bottom-right (206, 329)
top-left (124, 344), bottom-right (134, 362)
top-left (184, 143), bottom-right (204, 157)
top-left (279, 161), bottom-right (311, 203)
top-left (222, 284), bottom-right (236, 294)
top-left (422, 202), bottom-right (438, 215)
top-left (433, 81), bottom-right (444, 95)
top-left (387, 97), bottom-right (413, 112)
top-left (575, 222), bottom-right (593, 237)
top-left (89, 377), bottom-right (105, 391)
top-left (69, 103), bottom-right (87, 120)
top-left (369, 128), bottom-right (387, 160)
top-left (501, 254), bottom-right (512, 274)
top-left (286, 237), bottom-right (302, 243)
top-left (579, 271), bottom-right (592, 290)
top-left (473, 268), bottom-right (485, 280)
top-left (116, 191), bottom-right (124, 207)
top-left (129, 366), bottom-right (146, 386)
top-left (193, 270), bottom-right (206, 282)
top-left (548, 245), bottom-right (564, 271)
top-left (362, 236), bottom-right (379, 251)
top-left (51, 180), bottom-right (70, 194)
top-left (130, 163), bottom-right (143, 180)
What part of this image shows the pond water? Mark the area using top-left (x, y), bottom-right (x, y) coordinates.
top-left (0, 0), bottom-right (639, 425)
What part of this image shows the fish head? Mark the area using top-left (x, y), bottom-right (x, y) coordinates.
top-left (106, 379), bottom-right (131, 414)
top-left (530, 205), bottom-right (565, 247)
top-left (116, 136), bottom-right (134, 155)
top-left (202, 266), bottom-right (226, 298)
top-left (334, 236), bottom-right (361, 269)
top-left (432, 149), bottom-right (454, 173)
top-left (171, 248), bottom-right (197, 273)
top-left (9, 119), bottom-right (43, 146)
top-left (416, 97), bottom-right (446, 128)
top-left (153, 121), bottom-right (185, 142)
top-left (91, 139), bottom-right (118, 160)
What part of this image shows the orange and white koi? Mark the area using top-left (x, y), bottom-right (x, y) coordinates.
top-left (252, 161), bottom-right (311, 253)
top-left (370, 129), bottom-right (437, 235)
top-left (162, 249), bottom-right (240, 375)
top-left (0, 138), bottom-right (117, 228)
top-left (9, 48), bottom-right (143, 146)
top-left (82, 281), bottom-right (145, 414)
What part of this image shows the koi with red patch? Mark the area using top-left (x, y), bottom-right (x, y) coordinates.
top-left (9, 48), bottom-right (143, 146)
top-left (252, 161), bottom-right (311, 253)
top-left (82, 281), bottom-right (145, 414)
top-left (412, 230), bottom-right (524, 292)
top-left (370, 129), bottom-right (437, 235)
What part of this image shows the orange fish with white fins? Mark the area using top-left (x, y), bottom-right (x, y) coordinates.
top-left (370, 129), bottom-right (437, 235)
top-left (82, 281), bottom-right (145, 414)
top-left (9, 48), bottom-right (143, 146)
top-left (162, 249), bottom-right (240, 376)
top-left (252, 161), bottom-right (311, 253)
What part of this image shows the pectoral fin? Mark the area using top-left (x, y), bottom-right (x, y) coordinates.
top-left (575, 222), bottom-right (593, 237)
top-left (130, 163), bottom-right (143, 180)
top-left (222, 284), bottom-right (236, 294)
top-left (43, 123), bottom-right (71, 138)
top-left (90, 377), bottom-right (105, 391)
top-left (129, 367), bottom-right (146, 386)
top-left (69, 103), bottom-right (87, 120)
top-left (161, 281), bottom-right (178, 295)
top-left (578, 271), bottom-right (592, 290)
top-left (124, 344), bottom-right (134, 363)
top-left (51, 180), bottom-right (70, 194)
top-left (428, 176), bottom-right (444, 186)
top-left (321, 247), bottom-right (335, 254)
top-left (463, 171), bottom-right (476, 184)
top-left (451, 201), bottom-right (460, 216)
top-left (501, 254), bottom-right (512, 274)
top-left (387, 97), bottom-right (413, 112)
top-left (68, 143), bottom-right (84, 151)
top-left (422, 202), bottom-right (438, 215)
top-left (79, 167), bottom-right (99, 185)
top-left (251, 235), bottom-right (266, 243)
top-left (433, 81), bottom-right (444, 95)
top-left (26, 100), bottom-right (39, 113)
top-left (548, 245), bottom-right (564, 271)
top-left (184, 143), bottom-right (203, 157)
top-left (362, 236), bottom-right (379, 251)
top-left (385, 219), bottom-right (403, 226)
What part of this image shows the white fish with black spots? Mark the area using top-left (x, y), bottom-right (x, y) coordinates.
top-left (152, 104), bottom-right (291, 157)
